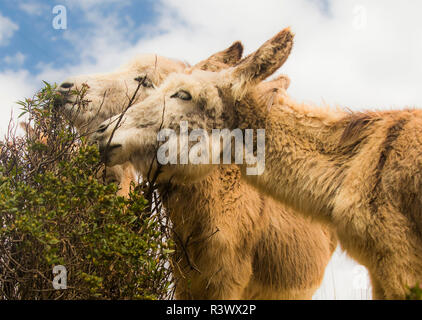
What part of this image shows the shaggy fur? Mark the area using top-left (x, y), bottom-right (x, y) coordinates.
top-left (159, 71), bottom-right (336, 299)
top-left (234, 30), bottom-right (422, 299)
top-left (90, 46), bottom-right (337, 299)
top-left (95, 28), bottom-right (422, 299)
top-left (163, 165), bottom-right (336, 299)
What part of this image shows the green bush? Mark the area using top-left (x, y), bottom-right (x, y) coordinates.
top-left (406, 284), bottom-right (422, 300)
top-left (0, 83), bottom-right (174, 299)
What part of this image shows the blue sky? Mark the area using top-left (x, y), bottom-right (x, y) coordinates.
top-left (1, 0), bottom-right (422, 299)
top-left (0, 0), bottom-right (159, 75)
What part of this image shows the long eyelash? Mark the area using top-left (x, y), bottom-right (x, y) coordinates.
top-left (170, 90), bottom-right (191, 100)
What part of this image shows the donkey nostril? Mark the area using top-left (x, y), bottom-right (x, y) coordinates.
top-left (60, 82), bottom-right (74, 89)
top-left (97, 124), bottom-right (108, 133)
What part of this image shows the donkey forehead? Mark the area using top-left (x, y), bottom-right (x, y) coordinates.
top-left (125, 71), bottom-right (222, 114)
top-left (121, 54), bottom-right (186, 75)
top-left (68, 54), bottom-right (185, 84)
top-left (161, 70), bottom-right (222, 94)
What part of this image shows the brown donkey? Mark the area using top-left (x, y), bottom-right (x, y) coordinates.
top-left (94, 28), bottom-right (422, 299)
top-left (71, 45), bottom-right (337, 299)
top-left (157, 74), bottom-right (335, 300)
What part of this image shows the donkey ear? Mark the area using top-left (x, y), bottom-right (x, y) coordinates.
top-left (231, 28), bottom-right (294, 94)
top-left (258, 74), bottom-right (291, 92)
top-left (257, 75), bottom-right (291, 112)
top-left (191, 41), bottom-right (244, 72)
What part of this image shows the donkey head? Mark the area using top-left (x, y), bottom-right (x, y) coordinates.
top-left (94, 28), bottom-right (294, 182)
top-left (56, 55), bottom-right (187, 134)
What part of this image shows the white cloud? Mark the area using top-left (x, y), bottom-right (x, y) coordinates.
top-left (18, 2), bottom-right (48, 16)
top-left (60, 0), bottom-right (130, 11)
top-left (0, 69), bottom-right (38, 137)
top-left (0, 13), bottom-right (19, 46)
top-left (141, 0), bottom-right (422, 110)
top-left (4, 52), bottom-right (26, 66)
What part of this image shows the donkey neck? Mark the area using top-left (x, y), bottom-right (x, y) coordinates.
top-left (237, 92), bottom-right (366, 223)
top-left (157, 166), bottom-right (243, 221)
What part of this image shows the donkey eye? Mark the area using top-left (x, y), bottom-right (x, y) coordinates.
top-left (134, 76), bottom-right (154, 88)
top-left (142, 78), bottom-right (154, 88)
top-left (170, 90), bottom-right (192, 101)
